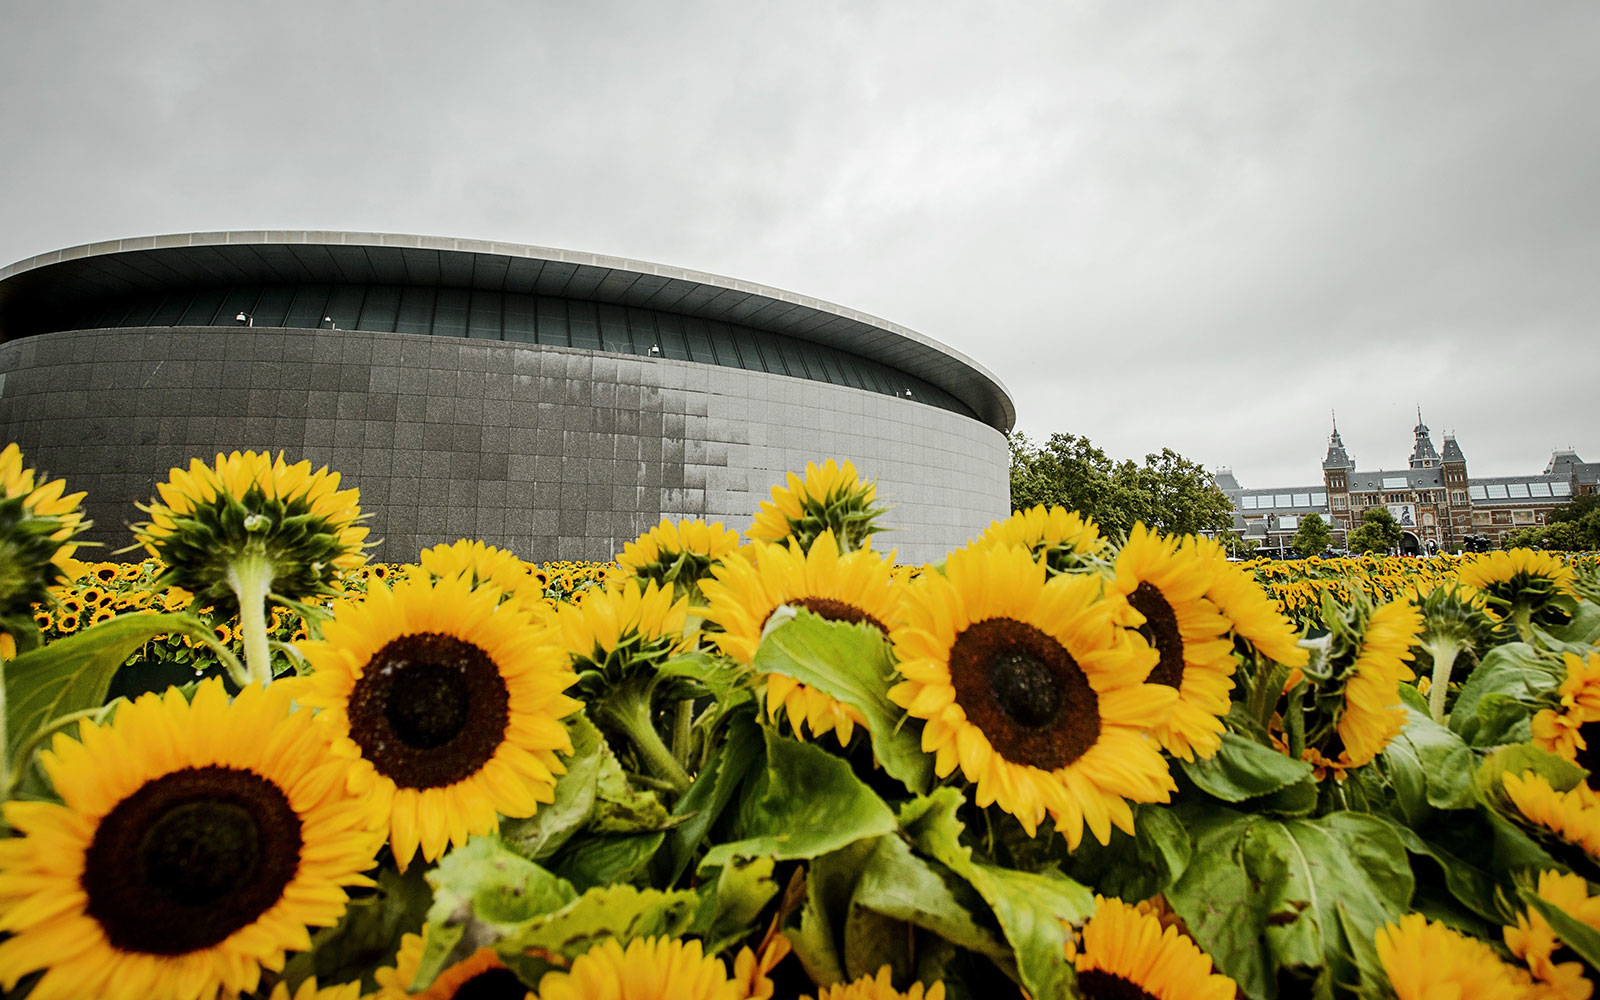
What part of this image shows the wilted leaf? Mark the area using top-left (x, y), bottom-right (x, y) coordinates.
top-left (418, 837), bottom-right (577, 988)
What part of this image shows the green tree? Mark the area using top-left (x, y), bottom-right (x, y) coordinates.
top-left (1216, 529), bottom-right (1258, 559)
top-left (1347, 507), bottom-right (1404, 554)
top-left (1008, 432), bottom-right (1232, 538)
top-left (1291, 513), bottom-right (1332, 558)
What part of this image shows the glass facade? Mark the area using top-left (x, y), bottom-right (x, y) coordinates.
top-left (67, 283), bottom-right (974, 419)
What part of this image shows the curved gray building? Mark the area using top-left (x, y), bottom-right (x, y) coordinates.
top-left (0, 232), bottom-right (1014, 564)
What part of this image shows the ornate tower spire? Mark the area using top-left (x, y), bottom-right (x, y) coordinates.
top-left (1410, 409), bottom-right (1440, 469)
top-left (1323, 414), bottom-right (1352, 471)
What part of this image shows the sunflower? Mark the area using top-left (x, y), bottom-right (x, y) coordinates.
top-left (554, 579), bottom-right (697, 791)
top-left (1290, 597), bottom-right (1422, 779)
top-left (889, 543), bottom-right (1177, 845)
top-left (618, 518), bottom-right (747, 602)
top-left (1457, 549), bottom-right (1580, 640)
top-left (134, 451), bottom-right (370, 683)
top-left (1333, 599), bottom-right (1423, 768)
top-left (1190, 535), bottom-right (1309, 668)
top-left (1504, 870), bottom-right (1600, 999)
top-left (1533, 651), bottom-right (1600, 789)
top-left (977, 505), bottom-right (1108, 575)
top-left (373, 932), bottom-right (529, 999)
top-left (91, 562), bottom-right (120, 583)
top-left (803, 966), bottom-right (945, 1000)
top-left (747, 460), bottom-right (885, 553)
top-left (1504, 768), bottom-right (1600, 864)
top-left (1376, 913), bottom-right (1538, 1000)
top-left (1070, 896), bottom-right (1236, 1000)
top-left (417, 539), bottom-right (545, 615)
top-left (0, 442), bottom-right (88, 618)
top-left (530, 936), bottom-right (774, 1000)
top-left (296, 573), bottom-right (581, 867)
top-left (0, 679), bottom-right (381, 1000)
top-left (701, 530), bottom-right (900, 744)
top-left (1503, 771), bottom-right (1600, 864)
top-left (1108, 526), bottom-right (1237, 761)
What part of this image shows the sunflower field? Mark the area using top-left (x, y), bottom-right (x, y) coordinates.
top-left (2, 443), bottom-right (1600, 1000)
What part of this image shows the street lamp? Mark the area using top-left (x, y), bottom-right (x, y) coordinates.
top-left (235, 312), bottom-right (253, 327)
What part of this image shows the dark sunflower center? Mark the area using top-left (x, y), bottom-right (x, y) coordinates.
top-left (990, 651), bottom-right (1060, 727)
top-left (347, 632), bottom-right (511, 789)
top-left (454, 966), bottom-right (529, 999)
top-left (1128, 582), bottom-right (1185, 690)
top-left (789, 596), bottom-right (889, 633)
top-left (82, 765), bottom-right (302, 955)
top-left (1577, 721), bottom-right (1600, 791)
top-left (1075, 969), bottom-right (1158, 1000)
top-left (948, 617), bottom-right (1100, 771)
top-left (385, 662), bottom-right (471, 748)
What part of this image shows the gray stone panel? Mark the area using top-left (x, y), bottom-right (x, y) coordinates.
top-left (0, 328), bottom-right (1009, 565)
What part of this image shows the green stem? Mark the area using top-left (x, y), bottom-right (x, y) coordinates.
top-left (4, 706), bottom-right (104, 800)
top-left (1512, 606), bottom-right (1535, 644)
top-left (226, 551), bottom-right (275, 686)
top-left (1427, 641), bottom-right (1462, 723)
top-left (671, 699), bottom-right (694, 769)
top-left (596, 683), bottom-right (691, 794)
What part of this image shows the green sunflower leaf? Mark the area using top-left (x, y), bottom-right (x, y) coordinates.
top-left (850, 833), bottom-right (1014, 969)
top-left (658, 709), bottom-right (764, 885)
top-left (1449, 642), bottom-right (1562, 737)
top-left (901, 788), bottom-right (1090, 1000)
top-left (1541, 599), bottom-right (1600, 646)
top-left (1057, 802), bottom-right (1193, 901)
top-left (494, 884), bottom-right (699, 987)
top-left (699, 727), bottom-right (896, 869)
top-left (1168, 807), bottom-right (1412, 1000)
top-left (549, 830), bottom-right (665, 892)
top-left (2, 611), bottom-right (227, 778)
top-left (500, 711), bottom-right (605, 861)
top-left (1379, 707), bottom-right (1475, 818)
top-left (1165, 806), bottom-right (1269, 998)
top-left (690, 854), bottom-right (780, 956)
top-left (792, 838), bottom-right (880, 987)
top-left (1178, 731), bottom-right (1315, 803)
top-left (754, 609), bottom-right (934, 795)
top-left (417, 836), bottom-right (577, 989)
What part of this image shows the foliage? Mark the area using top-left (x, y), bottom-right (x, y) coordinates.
top-left (1008, 431), bottom-right (1233, 537)
top-left (1291, 513), bottom-right (1332, 558)
top-left (1347, 506), bottom-right (1405, 554)
top-left (4, 448), bottom-right (1600, 1000)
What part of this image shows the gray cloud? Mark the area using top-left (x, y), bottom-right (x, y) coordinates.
top-left (3, 1), bottom-right (1595, 490)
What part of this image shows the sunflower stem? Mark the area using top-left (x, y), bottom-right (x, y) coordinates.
top-left (671, 699), bottom-right (694, 769)
top-left (1511, 606), bottom-right (1535, 644)
top-left (1426, 640), bottom-right (1463, 723)
top-left (593, 681), bottom-right (691, 794)
top-left (226, 551), bottom-right (275, 686)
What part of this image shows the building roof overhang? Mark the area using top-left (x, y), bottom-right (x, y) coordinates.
top-left (0, 231), bottom-right (1015, 431)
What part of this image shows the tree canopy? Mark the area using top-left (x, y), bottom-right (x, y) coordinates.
top-left (1502, 494), bottom-right (1600, 550)
top-left (1291, 513), bottom-right (1331, 558)
top-left (1347, 506), bottom-right (1404, 554)
top-left (1007, 432), bottom-right (1233, 538)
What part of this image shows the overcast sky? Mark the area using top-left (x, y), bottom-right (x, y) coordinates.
top-left (3, 2), bottom-right (1596, 489)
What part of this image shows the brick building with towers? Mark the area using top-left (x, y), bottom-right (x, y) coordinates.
top-left (1213, 413), bottom-right (1598, 555)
